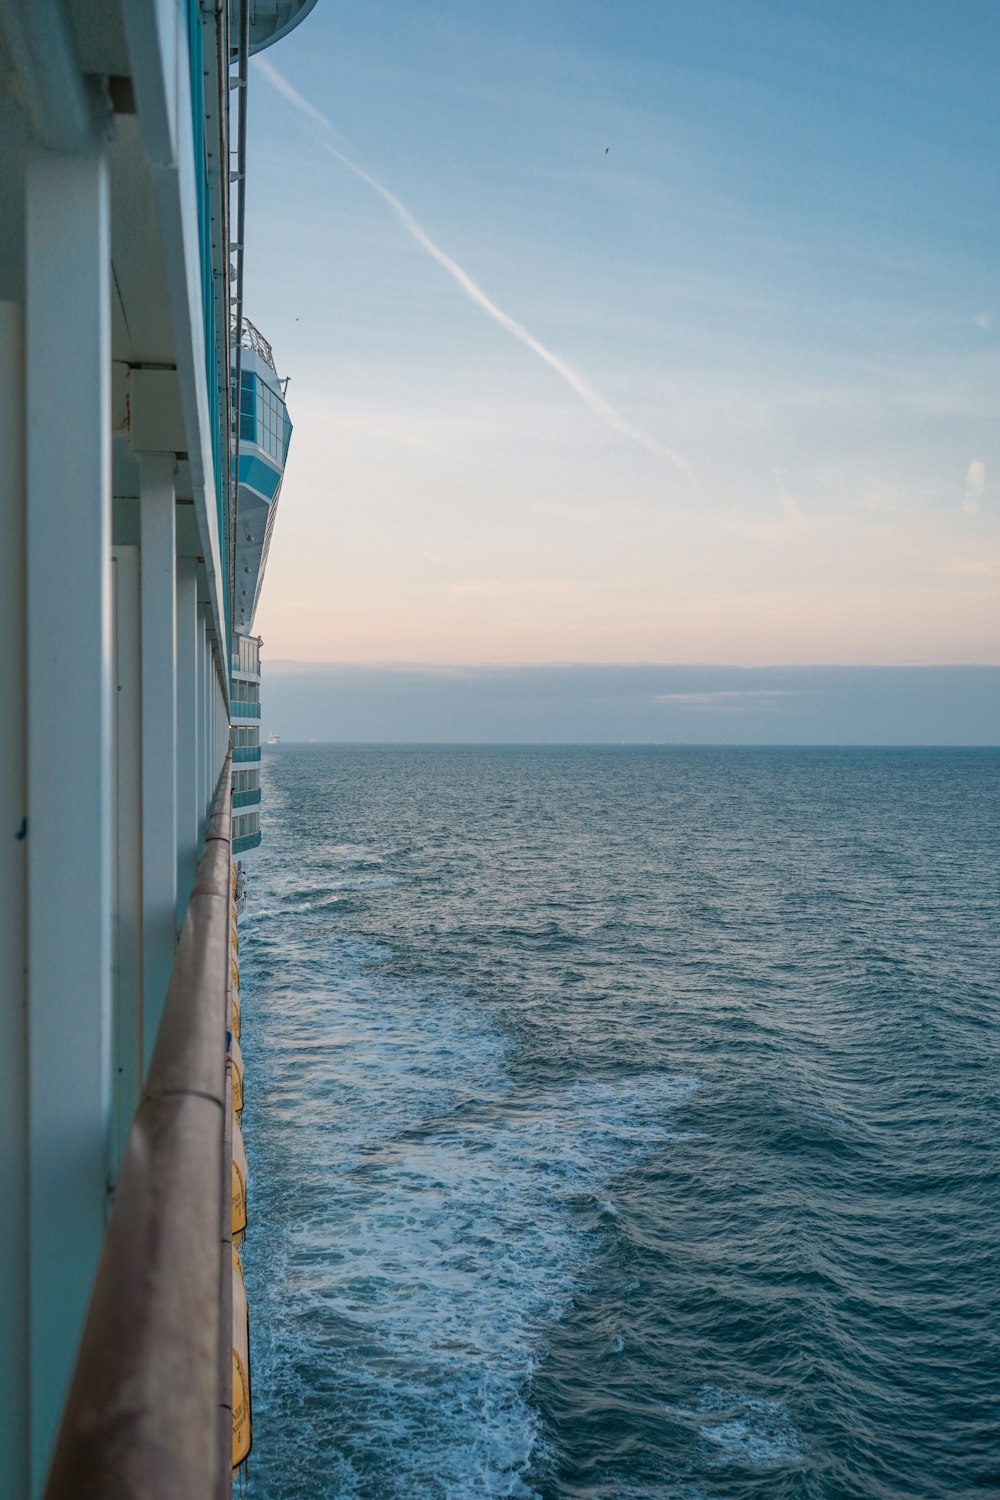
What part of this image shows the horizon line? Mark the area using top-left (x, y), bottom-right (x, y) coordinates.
top-left (260, 659), bottom-right (1000, 672)
top-left (259, 739), bottom-right (999, 749)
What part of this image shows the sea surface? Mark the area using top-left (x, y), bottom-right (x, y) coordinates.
top-left (239, 746), bottom-right (999, 1500)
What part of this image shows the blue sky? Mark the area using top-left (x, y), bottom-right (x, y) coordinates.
top-left (262, 664), bottom-right (1000, 745)
top-left (245, 1), bottom-right (999, 668)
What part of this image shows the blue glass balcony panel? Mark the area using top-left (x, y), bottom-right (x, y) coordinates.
top-left (232, 831), bottom-right (263, 854)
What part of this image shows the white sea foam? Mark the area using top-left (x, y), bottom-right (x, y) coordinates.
top-left (691, 1386), bottom-right (805, 1470)
top-left (241, 936), bottom-right (697, 1499)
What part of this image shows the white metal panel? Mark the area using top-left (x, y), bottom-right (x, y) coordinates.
top-left (0, 300), bottom-right (28, 1500)
top-left (25, 141), bottom-right (113, 1498)
top-left (123, 3), bottom-right (227, 661)
top-left (129, 368), bottom-right (186, 453)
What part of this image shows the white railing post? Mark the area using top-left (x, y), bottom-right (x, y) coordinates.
top-left (139, 455), bottom-right (178, 1070)
top-left (111, 546), bottom-right (142, 1170)
top-left (175, 557), bottom-right (199, 926)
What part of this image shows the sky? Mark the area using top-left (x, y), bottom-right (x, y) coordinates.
top-left (262, 663), bottom-right (1000, 745)
top-left (244, 1), bottom-right (999, 680)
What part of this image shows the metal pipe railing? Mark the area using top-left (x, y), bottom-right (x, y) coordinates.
top-left (45, 759), bottom-right (233, 1500)
top-left (230, 0), bottom-right (250, 633)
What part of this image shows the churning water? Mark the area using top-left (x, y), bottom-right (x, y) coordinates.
top-left (239, 746), bottom-right (999, 1499)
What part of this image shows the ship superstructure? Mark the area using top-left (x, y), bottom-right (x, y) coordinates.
top-left (0, 2), bottom-right (313, 1496)
top-left (235, 318), bottom-right (293, 633)
top-left (231, 317), bottom-right (293, 855)
top-left (232, 631), bottom-right (265, 854)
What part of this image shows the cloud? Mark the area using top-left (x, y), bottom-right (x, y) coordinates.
top-left (771, 468), bottom-right (804, 524)
top-left (963, 459), bottom-right (985, 516)
top-left (939, 555), bottom-right (1000, 579)
top-left (253, 57), bottom-right (353, 145)
top-left (777, 488), bottom-right (802, 524)
top-left (254, 56), bottom-right (690, 475)
top-left (975, 312), bottom-right (992, 331)
top-left (655, 689), bottom-right (795, 710)
top-left (258, 664), bottom-right (1000, 744)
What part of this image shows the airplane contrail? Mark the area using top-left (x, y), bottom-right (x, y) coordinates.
top-left (255, 56), bottom-right (690, 474)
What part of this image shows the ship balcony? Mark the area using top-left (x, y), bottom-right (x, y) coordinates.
top-left (232, 745), bottom-right (261, 764)
top-left (236, 365), bottom-right (292, 469)
top-left (231, 700), bottom-right (261, 719)
top-left (232, 806), bottom-right (261, 855)
top-left (232, 788), bottom-right (262, 809)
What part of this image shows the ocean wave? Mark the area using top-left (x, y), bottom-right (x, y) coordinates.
top-left (242, 944), bottom-right (697, 1498)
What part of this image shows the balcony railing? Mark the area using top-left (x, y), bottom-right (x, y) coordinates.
top-left (238, 315), bottom-right (276, 373)
top-left (45, 761), bottom-right (234, 1500)
top-left (230, 700), bottom-right (261, 719)
top-left (232, 745), bottom-right (260, 763)
top-left (232, 788), bottom-right (262, 809)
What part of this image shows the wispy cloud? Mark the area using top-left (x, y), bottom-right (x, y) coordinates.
top-left (655, 689), bottom-right (795, 710)
top-left (255, 59), bottom-right (353, 145)
top-left (939, 555), bottom-right (1000, 579)
top-left (776, 483), bottom-right (802, 524)
top-left (255, 56), bottom-right (689, 474)
top-left (975, 312), bottom-right (992, 331)
top-left (963, 459), bottom-right (985, 516)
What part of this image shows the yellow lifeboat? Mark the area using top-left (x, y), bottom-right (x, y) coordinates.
top-left (230, 1035), bottom-right (244, 1116)
top-left (232, 1245), bottom-right (251, 1467)
top-left (232, 1117), bottom-right (248, 1243)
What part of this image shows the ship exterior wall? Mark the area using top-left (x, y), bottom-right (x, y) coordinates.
top-left (0, 2), bottom-right (303, 1490)
top-left (0, 5), bottom-right (231, 1493)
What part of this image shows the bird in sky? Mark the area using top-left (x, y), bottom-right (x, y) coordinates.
top-left (605, 146), bottom-right (609, 154)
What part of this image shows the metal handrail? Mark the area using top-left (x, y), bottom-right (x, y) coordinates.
top-left (239, 316), bottom-right (276, 373)
top-left (45, 760), bottom-right (233, 1500)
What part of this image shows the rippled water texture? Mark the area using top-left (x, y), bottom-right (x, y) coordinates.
top-left (239, 746), bottom-right (999, 1499)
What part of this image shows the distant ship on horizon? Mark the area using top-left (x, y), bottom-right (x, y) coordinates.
top-left (266, 731), bottom-right (281, 745)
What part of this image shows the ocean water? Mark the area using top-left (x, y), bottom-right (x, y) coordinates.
top-left (238, 746), bottom-right (999, 1500)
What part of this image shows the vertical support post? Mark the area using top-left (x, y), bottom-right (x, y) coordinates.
top-left (197, 607), bottom-right (208, 826)
top-left (0, 301), bottom-right (28, 1500)
top-left (111, 548), bottom-right (142, 1170)
top-left (176, 558), bottom-right (199, 926)
top-left (204, 621), bottom-right (211, 820)
top-left (25, 142), bottom-right (112, 1496)
top-left (139, 455), bottom-right (177, 1070)
top-left (215, 669), bottom-right (221, 783)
